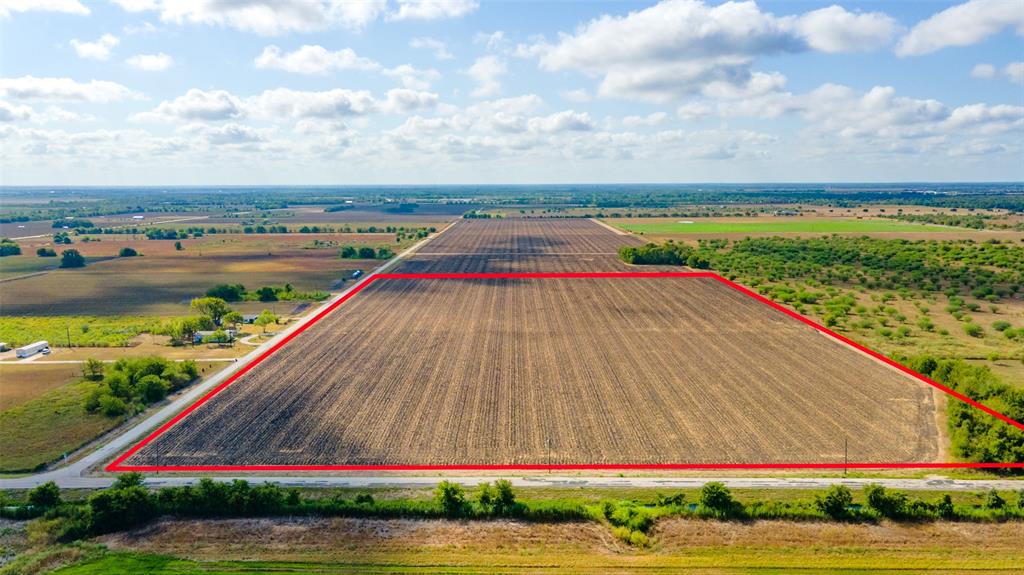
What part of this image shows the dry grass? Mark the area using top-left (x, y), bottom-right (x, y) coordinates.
top-left (126, 274), bottom-right (939, 467)
top-left (0, 363), bottom-right (81, 410)
top-left (91, 516), bottom-right (1024, 572)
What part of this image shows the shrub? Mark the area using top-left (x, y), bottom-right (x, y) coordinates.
top-left (36, 247), bottom-right (57, 257)
top-left (699, 482), bottom-right (742, 517)
top-left (354, 493), bottom-right (374, 505)
top-left (206, 284), bottom-right (246, 302)
top-left (434, 481), bottom-right (466, 517)
top-left (864, 485), bottom-right (907, 519)
top-left (28, 482), bottom-right (62, 509)
top-left (494, 479), bottom-right (516, 514)
top-left (985, 490), bottom-right (1006, 510)
top-left (99, 394), bottom-right (128, 417)
top-left (358, 246), bottom-right (376, 259)
top-left (992, 321), bottom-right (1012, 332)
top-left (816, 485), bottom-right (853, 519)
top-left (59, 249), bottom-right (86, 268)
top-left (118, 247), bottom-right (138, 257)
top-left (963, 323), bottom-right (983, 338)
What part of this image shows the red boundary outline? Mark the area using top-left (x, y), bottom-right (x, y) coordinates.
top-left (108, 272), bottom-right (1024, 472)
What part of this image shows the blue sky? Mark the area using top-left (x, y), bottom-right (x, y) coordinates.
top-left (0, 0), bottom-right (1021, 185)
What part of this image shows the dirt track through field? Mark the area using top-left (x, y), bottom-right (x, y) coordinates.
top-left (126, 230), bottom-right (939, 466)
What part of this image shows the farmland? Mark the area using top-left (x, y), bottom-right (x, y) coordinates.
top-left (123, 267), bottom-right (940, 467)
top-left (611, 217), bottom-right (953, 235)
top-left (0, 233), bottom-right (395, 316)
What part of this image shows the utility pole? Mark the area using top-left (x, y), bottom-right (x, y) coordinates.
top-left (844, 437), bottom-right (848, 476)
top-left (66, 325), bottom-right (71, 347)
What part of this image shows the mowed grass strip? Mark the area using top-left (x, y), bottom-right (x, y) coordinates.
top-left (125, 275), bottom-right (939, 467)
top-left (610, 218), bottom-right (954, 235)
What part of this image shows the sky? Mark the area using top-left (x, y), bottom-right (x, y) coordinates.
top-left (0, 0), bottom-right (1022, 185)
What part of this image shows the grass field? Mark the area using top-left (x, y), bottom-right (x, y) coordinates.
top-left (610, 217), bottom-right (953, 235)
top-left (0, 378), bottom-right (116, 472)
top-left (123, 273), bottom-right (939, 467)
top-left (0, 316), bottom-right (165, 348)
top-left (39, 516), bottom-right (1024, 574)
top-left (0, 362), bottom-right (82, 410)
top-left (0, 361), bottom-right (222, 472)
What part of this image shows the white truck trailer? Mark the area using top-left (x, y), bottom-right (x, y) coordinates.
top-left (15, 340), bottom-right (50, 358)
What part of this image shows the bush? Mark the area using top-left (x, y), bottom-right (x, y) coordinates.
top-left (992, 321), bottom-right (1012, 332)
top-left (118, 247), bottom-right (138, 257)
top-left (963, 323), bottom-right (984, 338)
top-left (864, 485), bottom-right (907, 519)
top-left (0, 238), bottom-right (21, 256)
top-left (59, 249), bottom-right (86, 268)
top-left (434, 481), bottom-right (466, 517)
top-left (357, 247), bottom-right (376, 259)
top-left (816, 485), bottom-right (853, 519)
top-left (206, 284), bottom-right (246, 302)
top-left (28, 482), bottom-right (62, 508)
top-left (985, 490), bottom-right (1006, 510)
top-left (99, 394), bottom-right (128, 417)
top-left (36, 247), bottom-right (57, 257)
top-left (698, 482), bottom-right (742, 517)
top-left (494, 479), bottom-right (516, 514)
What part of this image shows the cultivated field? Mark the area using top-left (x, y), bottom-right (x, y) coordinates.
top-left (123, 273), bottom-right (940, 467)
top-left (0, 233), bottom-right (388, 316)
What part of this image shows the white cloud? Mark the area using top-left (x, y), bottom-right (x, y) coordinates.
top-left (971, 63), bottom-right (997, 78)
top-left (70, 34), bottom-right (119, 60)
top-left (896, 0), bottom-right (1024, 56)
top-left (134, 89), bottom-right (244, 122)
top-left (465, 56), bottom-right (506, 98)
top-left (0, 0), bottom-right (88, 17)
top-left (381, 65), bottom-right (441, 90)
top-left (0, 76), bottom-right (138, 102)
top-left (622, 112), bottom-right (668, 127)
top-left (789, 5), bottom-right (896, 53)
top-left (0, 100), bottom-right (32, 122)
top-left (247, 88), bottom-right (378, 119)
top-left (126, 53), bottom-right (174, 71)
top-left (383, 89), bottom-right (439, 113)
top-left (560, 89), bottom-right (591, 103)
top-left (527, 110), bottom-right (596, 133)
top-left (676, 102), bottom-right (711, 120)
top-left (179, 122), bottom-right (267, 145)
top-left (254, 45), bottom-right (380, 74)
top-left (1005, 62), bottom-right (1024, 85)
top-left (410, 37), bottom-right (453, 60)
top-left (475, 30), bottom-right (507, 51)
top-left (530, 0), bottom-right (897, 102)
top-left (388, 0), bottom-right (478, 21)
top-left (116, 0), bottom-right (388, 35)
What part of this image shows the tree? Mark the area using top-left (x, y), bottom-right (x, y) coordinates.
top-left (190, 297), bottom-right (232, 325)
top-left (83, 358), bottom-right (105, 381)
top-left (357, 246), bottom-right (376, 259)
top-left (494, 479), bottom-right (516, 514)
top-left (434, 481), bottom-right (466, 517)
top-left (864, 484), bottom-right (907, 518)
top-left (0, 239), bottom-right (22, 256)
top-left (223, 311), bottom-right (244, 330)
top-left (254, 310), bottom-right (278, 334)
top-left (168, 316), bottom-right (212, 346)
top-left (28, 481), bottom-right (61, 508)
top-left (339, 245), bottom-right (357, 259)
top-left (59, 249), bottom-right (86, 268)
top-left (815, 485), bottom-right (853, 519)
top-left (699, 482), bottom-right (739, 517)
top-left (256, 286), bottom-right (278, 302)
top-left (100, 394), bottom-right (128, 417)
top-left (36, 247), bottom-right (57, 257)
top-left (174, 241), bottom-right (183, 251)
top-left (119, 247), bottom-right (139, 257)
top-left (206, 284), bottom-right (245, 302)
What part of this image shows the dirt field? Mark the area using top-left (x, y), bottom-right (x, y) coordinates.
top-left (89, 516), bottom-right (1024, 573)
top-left (417, 218), bottom-right (644, 255)
top-left (123, 272), bottom-right (939, 467)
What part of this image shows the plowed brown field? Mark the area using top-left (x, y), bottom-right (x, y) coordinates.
top-left (125, 271), bottom-right (939, 466)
